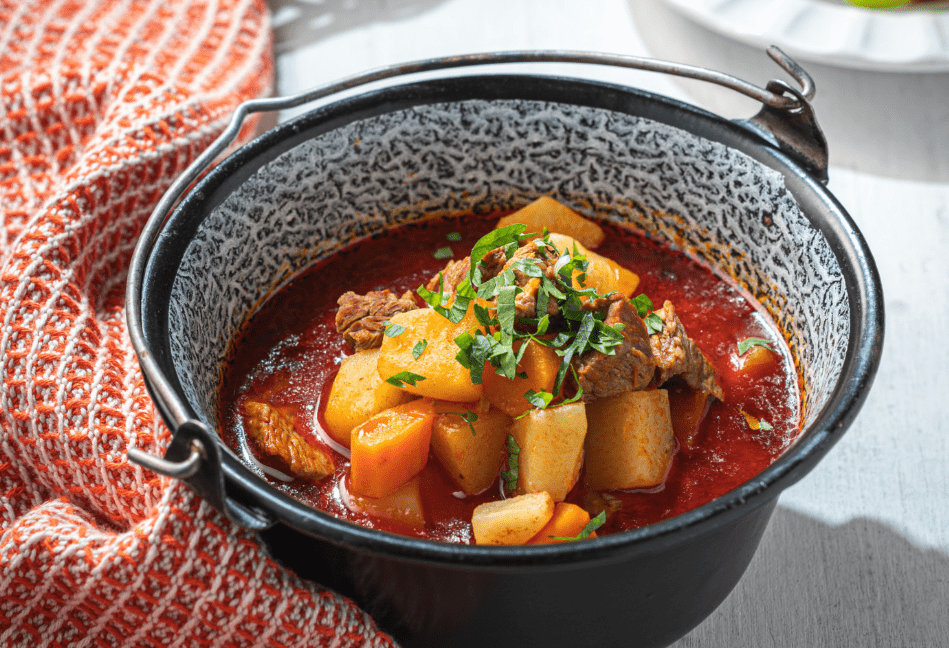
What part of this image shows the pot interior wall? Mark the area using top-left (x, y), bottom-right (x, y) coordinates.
top-left (167, 95), bottom-right (850, 471)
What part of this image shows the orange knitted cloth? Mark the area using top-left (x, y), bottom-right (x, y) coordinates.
top-left (0, 1), bottom-right (395, 645)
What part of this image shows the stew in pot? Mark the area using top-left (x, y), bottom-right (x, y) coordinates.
top-left (218, 198), bottom-right (800, 544)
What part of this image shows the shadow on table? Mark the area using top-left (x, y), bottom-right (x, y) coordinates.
top-left (673, 506), bottom-right (949, 647)
top-left (269, 0), bottom-right (450, 53)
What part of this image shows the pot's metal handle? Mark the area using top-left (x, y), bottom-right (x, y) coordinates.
top-left (126, 46), bottom-right (826, 529)
top-left (129, 420), bottom-right (275, 530)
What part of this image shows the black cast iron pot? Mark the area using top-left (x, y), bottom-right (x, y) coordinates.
top-left (126, 50), bottom-right (884, 647)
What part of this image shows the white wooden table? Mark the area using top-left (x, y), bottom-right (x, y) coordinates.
top-left (269, 1), bottom-right (949, 645)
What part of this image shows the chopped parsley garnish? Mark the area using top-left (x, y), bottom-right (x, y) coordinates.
top-left (467, 224), bottom-right (528, 285)
top-left (383, 321), bottom-right (406, 337)
top-left (447, 230), bottom-right (625, 402)
top-left (524, 389), bottom-right (555, 409)
top-left (433, 246), bottom-right (454, 259)
top-left (442, 410), bottom-right (479, 435)
top-left (644, 312), bottom-right (664, 336)
top-left (417, 281), bottom-right (472, 324)
top-left (446, 231), bottom-right (462, 242)
top-left (411, 339), bottom-right (428, 359)
top-left (419, 227), bottom-right (629, 413)
top-left (500, 434), bottom-right (520, 494)
top-left (518, 370), bottom-right (582, 418)
top-left (385, 371), bottom-right (427, 388)
top-left (630, 293), bottom-right (653, 318)
top-left (737, 337), bottom-right (775, 356)
top-left (549, 510), bottom-right (606, 541)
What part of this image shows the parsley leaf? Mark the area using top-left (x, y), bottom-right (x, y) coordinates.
top-left (411, 339), bottom-right (428, 359)
top-left (644, 312), bottom-right (664, 335)
top-left (383, 321), bottom-right (406, 337)
top-left (446, 231), bottom-right (462, 242)
top-left (549, 510), bottom-right (606, 541)
top-left (737, 337), bottom-right (775, 356)
top-left (385, 371), bottom-right (427, 388)
top-left (496, 285), bottom-right (518, 347)
top-left (433, 246), bottom-right (454, 259)
top-left (630, 294), bottom-right (653, 318)
top-left (524, 389), bottom-right (555, 409)
top-left (417, 283), bottom-right (471, 324)
top-left (453, 330), bottom-right (493, 384)
top-left (500, 434), bottom-right (520, 494)
top-left (560, 366), bottom-right (584, 405)
top-left (468, 224), bottom-right (528, 285)
top-left (442, 410), bottom-right (479, 435)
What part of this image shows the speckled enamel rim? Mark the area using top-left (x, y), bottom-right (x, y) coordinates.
top-left (129, 64), bottom-right (883, 569)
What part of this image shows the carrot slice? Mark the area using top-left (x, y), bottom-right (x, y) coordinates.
top-left (482, 340), bottom-right (561, 418)
top-left (528, 502), bottom-right (594, 544)
top-left (350, 398), bottom-right (435, 498)
top-left (737, 344), bottom-right (777, 378)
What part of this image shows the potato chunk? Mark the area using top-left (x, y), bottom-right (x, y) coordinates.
top-left (471, 491), bottom-right (555, 545)
top-left (497, 196), bottom-right (605, 249)
top-left (350, 398), bottom-right (434, 498)
top-left (510, 402), bottom-right (587, 502)
top-left (344, 474), bottom-right (425, 529)
top-left (377, 308), bottom-right (483, 403)
top-left (584, 389), bottom-right (675, 491)
top-left (323, 349), bottom-right (415, 447)
top-left (430, 401), bottom-right (511, 495)
top-left (482, 340), bottom-right (561, 418)
top-left (546, 233), bottom-right (639, 298)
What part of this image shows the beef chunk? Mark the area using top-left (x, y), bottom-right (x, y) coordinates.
top-left (503, 241), bottom-right (560, 320)
top-left (649, 300), bottom-right (723, 400)
top-left (425, 257), bottom-right (471, 294)
top-left (572, 297), bottom-right (656, 401)
top-left (244, 401), bottom-right (334, 481)
top-left (425, 246), bottom-right (511, 296)
top-left (335, 289), bottom-right (418, 352)
top-left (478, 247), bottom-right (508, 281)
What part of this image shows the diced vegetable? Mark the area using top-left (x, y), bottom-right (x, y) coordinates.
top-left (430, 400), bottom-right (512, 495)
top-left (496, 196), bottom-right (605, 249)
top-left (737, 344), bottom-right (777, 378)
top-left (667, 384), bottom-right (712, 449)
top-left (244, 401), bottom-right (335, 482)
top-left (741, 409), bottom-right (773, 431)
top-left (350, 398), bottom-right (435, 498)
top-left (471, 491), bottom-right (555, 545)
top-left (377, 307), bottom-right (484, 402)
top-left (344, 473), bottom-right (426, 528)
top-left (546, 233), bottom-right (639, 298)
top-left (584, 389), bottom-right (675, 491)
top-left (528, 502), bottom-right (594, 544)
top-left (510, 402), bottom-right (587, 502)
top-left (482, 340), bottom-right (561, 418)
top-left (323, 348), bottom-right (416, 447)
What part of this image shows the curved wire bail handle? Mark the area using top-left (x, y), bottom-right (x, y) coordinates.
top-left (128, 441), bottom-right (203, 479)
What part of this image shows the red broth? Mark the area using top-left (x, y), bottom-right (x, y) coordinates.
top-left (218, 213), bottom-right (800, 542)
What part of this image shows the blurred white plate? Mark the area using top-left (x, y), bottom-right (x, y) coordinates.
top-left (665, 0), bottom-right (949, 71)
top-left (630, 0), bottom-right (949, 181)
